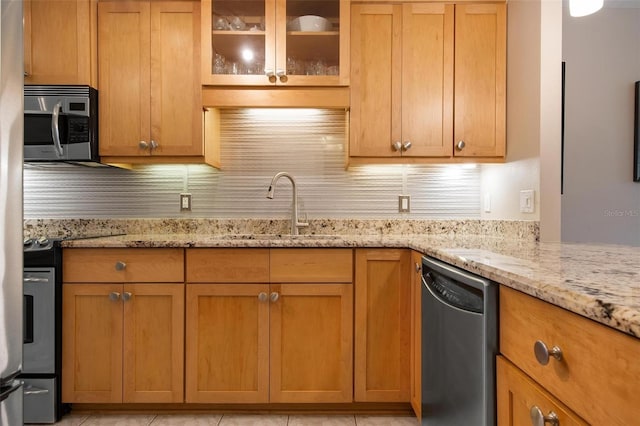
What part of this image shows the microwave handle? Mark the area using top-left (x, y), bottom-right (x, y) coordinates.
top-left (51, 101), bottom-right (64, 158)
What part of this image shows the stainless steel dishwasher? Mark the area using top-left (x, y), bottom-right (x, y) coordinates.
top-left (421, 256), bottom-right (497, 426)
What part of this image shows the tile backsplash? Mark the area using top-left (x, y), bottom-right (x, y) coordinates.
top-left (24, 109), bottom-right (481, 220)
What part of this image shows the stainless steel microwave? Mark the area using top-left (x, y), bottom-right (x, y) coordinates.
top-left (24, 85), bottom-right (99, 163)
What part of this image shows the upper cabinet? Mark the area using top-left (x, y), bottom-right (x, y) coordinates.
top-left (454, 4), bottom-right (506, 158)
top-left (98, 1), bottom-right (215, 165)
top-left (201, 0), bottom-right (350, 87)
top-left (24, 0), bottom-right (98, 86)
top-left (349, 2), bottom-right (506, 164)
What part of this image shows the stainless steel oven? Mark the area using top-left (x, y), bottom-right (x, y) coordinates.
top-left (23, 238), bottom-right (66, 423)
top-left (24, 85), bottom-right (99, 163)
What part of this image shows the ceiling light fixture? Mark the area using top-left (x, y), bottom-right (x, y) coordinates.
top-left (569, 0), bottom-right (604, 17)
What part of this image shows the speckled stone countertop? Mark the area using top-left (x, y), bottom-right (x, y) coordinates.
top-left (61, 232), bottom-right (640, 339)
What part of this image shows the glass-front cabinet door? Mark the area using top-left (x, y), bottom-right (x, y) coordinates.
top-left (201, 0), bottom-right (348, 86)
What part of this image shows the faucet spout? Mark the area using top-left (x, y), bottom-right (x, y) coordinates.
top-left (266, 172), bottom-right (308, 235)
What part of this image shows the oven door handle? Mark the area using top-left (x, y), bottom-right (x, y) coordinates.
top-left (24, 295), bottom-right (34, 344)
top-left (23, 385), bottom-right (49, 396)
top-left (51, 101), bottom-right (64, 158)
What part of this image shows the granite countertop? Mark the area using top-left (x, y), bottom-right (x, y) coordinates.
top-left (61, 232), bottom-right (640, 339)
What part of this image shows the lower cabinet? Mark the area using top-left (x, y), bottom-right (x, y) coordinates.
top-left (185, 248), bottom-right (353, 403)
top-left (498, 286), bottom-right (640, 425)
top-left (354, 248), bottom-right (411, 402)
top-left (497, 356), bottom-right (587, 426)
top-left (61, 248), bottom-right (185, 403)
top-left (62, 283), bottom-right (184, 403)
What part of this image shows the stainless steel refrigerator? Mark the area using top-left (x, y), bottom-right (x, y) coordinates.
top-left (0, 0), bottom-right (24, 425)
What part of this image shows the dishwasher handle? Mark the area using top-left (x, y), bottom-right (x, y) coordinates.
top-left (422, 268), bottom-right (485, 314)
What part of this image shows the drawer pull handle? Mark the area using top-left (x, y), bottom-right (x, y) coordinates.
top-left (258, 292), bottom-right (268, 302)
top-left (115, 261), bottom-right (127, 271)
top-left (123, 292), bottom-right (132, 301)
top-left (270, 292), bottom-right (280, 303)
top-left (109, 292), bottom-right (121, 301)
top-left (530, 406), bottom-right (559, 426)
top-left (534, 340), bottom-right (563, 365)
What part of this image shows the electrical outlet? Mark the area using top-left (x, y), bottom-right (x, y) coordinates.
top-left (180, 193), bottom-right (192, 211)
top-left (398, 195), bottom-right (411, 213)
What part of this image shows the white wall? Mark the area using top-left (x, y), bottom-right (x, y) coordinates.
top-left (481, 0), bottom-right (563, 243)
top-left (562, 1), bottom-right (640, 246)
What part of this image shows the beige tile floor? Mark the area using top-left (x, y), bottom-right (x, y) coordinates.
top-left (41, 413), bottom-right (420, 426)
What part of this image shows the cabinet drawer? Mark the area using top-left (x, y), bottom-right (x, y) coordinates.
top-left (270, 248), bottom-right (353, 283)
top-left (63, 248), bottom-right (184, 283)
top-left (497, 356), bottom-right (587, 426)
top-left (500, 286), bottom-right (640, 425)
top-left (186, 248), bottom-right (269, 283)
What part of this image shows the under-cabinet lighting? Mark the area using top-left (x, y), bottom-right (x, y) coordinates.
top-left (244, 108), bottom-right (324, 121)
top-left (569, 0), bottom-right (604, 17)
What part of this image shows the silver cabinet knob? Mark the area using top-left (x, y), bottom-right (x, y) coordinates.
top-left (270, 292), bottom-right (280, 303)
top-left (530, 406), bottom-right (559, 426)
top-left (415, 262), bottom-right (421, 273)
top-left (534, 340), bottom-right (563, 365)
top-left (402, 141), bottom-right (412, 151)
top-left (139, 141), bottom-right (149, 149)
top-left (265, 69), bottom-right (277, 83)
top-left (456, 140), bottom-right (466, 150)
top-left (123, 292), bottom-right (132, 301)
top-left (392, 141), bottom-right (402, 152)
top-left (109, 292), bottom-right (121, 301)
top-left (258, 292), bottom-right (268, 302)
top-left (115, 261), bottom-right (126, 271)
top-left (150, 140), bottom-right (158, 150)
top-left (276, 69), bottom-right (288, 83)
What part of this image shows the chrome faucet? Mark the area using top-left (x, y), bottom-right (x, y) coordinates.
top-left (266, 172), bottom-right (309, 235)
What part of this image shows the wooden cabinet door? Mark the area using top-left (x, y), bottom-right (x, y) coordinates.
top-left (150, 1), bottom-right (202, 156)
top-left (62, 284), bottom-right (123, 403)
top-left (354, 249), bottom-right (411, 402)
top-left (24, 0), bottom-right (96, 85)
top-left (350, 3), bottom-right (401, 158)
top-left (409, 251), bottom-right (422, 420)
top-left (401, 3), bottom-right (453, 157)
top-left (454, 4), bottom-right (506, 158)
top-left (98, 1), bottom-right (151, 156)
top-left (269, 283), bottom-right (353, 403)
top-left (497, 357), bottom-right (588, 426)
top-left (185, 284), bottom-right (270, 403)
top-left (123, 284), bottom-right (184, 403)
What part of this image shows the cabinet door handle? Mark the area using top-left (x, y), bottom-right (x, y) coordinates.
top-left (109, 292), bottom-right (121, 301)
top-left (139, 140), bottom-right (149, 150)
top-left (456, 140), bottom-right (466, 151)
top-left (265, 69), bottom-right (277, 84)
top-left (276, 69), bottom-right (288, 83)
top-left (258, 292), bottom-right (268, 302)
top-left (402, 141), bottom-right (412, 151)
top-left (534, 340), bottom-right (563, 365)
top-left (391, 141), bottom-right (402, 152)
top-left (115, 261), bottom-right (126, 271)
top-left (270, 292), bottom-right (280, 303)
top-left (123, 292), bottom-right (132, 301)
top-left (415, 262), bottom-right (421, 273)
top-left (150, 140), bottom-right (158, 151)
top-left (530, 406), bottom-right (559, 426)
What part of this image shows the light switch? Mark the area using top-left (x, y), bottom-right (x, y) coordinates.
top-left (519, 190), bottom-right (534, 213)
